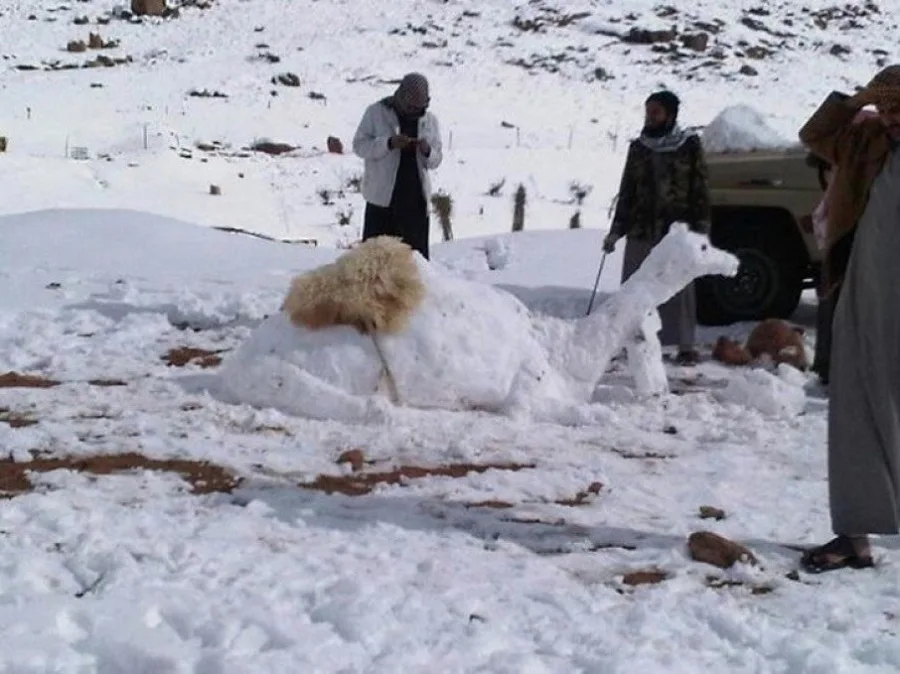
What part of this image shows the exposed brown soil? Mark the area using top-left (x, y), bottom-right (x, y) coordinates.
top-left (0, 452), bottom-right (240, 498)
top-left (88, 378), bottom-right (128, 387)
top-left (0, 371), bottom-right (60, 388)
top-left (162, 347), bottom-right (226, 368)
top-left (622, 569), bottom-right (669, 586)
top-left (612, 448), bottom-right (674, 460)
top-left (0, 409), bottom-right (38, 428)
top-left (300, 461), bottom-right (535, 496)
top-left (464, 499), bottom-right (515, 509)
top-left (555, 481), bottom-right (604, 506)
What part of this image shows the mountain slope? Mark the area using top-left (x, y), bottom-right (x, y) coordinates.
top-left (0, 0), bottom-right (894, 244)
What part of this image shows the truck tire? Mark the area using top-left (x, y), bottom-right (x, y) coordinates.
top-left (696, 215), bottom-right (806, 326)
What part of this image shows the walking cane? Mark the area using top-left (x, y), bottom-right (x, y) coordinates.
top-left (585, 251), bottom-right (608, 316)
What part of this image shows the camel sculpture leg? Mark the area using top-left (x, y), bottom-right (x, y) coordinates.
top-left (625, 309), bottom-right (668, 397)
top-left (558, 224), bottom-right (739, 392)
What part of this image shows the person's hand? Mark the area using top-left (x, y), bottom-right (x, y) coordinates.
top-left (416, 138), bottom-right (431, 156)
top-left (389, 134), bottom-right (414, 150)
top-left (602, 232), bottom-right (620, 253)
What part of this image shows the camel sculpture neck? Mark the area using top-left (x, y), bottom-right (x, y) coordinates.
top-left (558, 227), bottom-right (739, 389)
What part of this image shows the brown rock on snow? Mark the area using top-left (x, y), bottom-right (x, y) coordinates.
top-left (712, 336), bottom-right (752, 366)
top-left (688, 531), bottom-right (758, 569)
top-left (132, 0), bottom-right (167, 16)
top-left (336, 449), bottom-right (365, 472)
top-left (745, 318), bottom-right (808, 371)
top-left (698, 505), bottom-right (726, 521)
top-left (327, 136), bottom-right (344, 154)
top-left (681, 33), bottom-right (709, 52)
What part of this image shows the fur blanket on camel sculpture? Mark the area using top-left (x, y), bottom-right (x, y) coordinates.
top-left (213, 225), bottom-right (740, 425)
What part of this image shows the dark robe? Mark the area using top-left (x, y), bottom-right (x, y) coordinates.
top-left (362, 113), bottom-right (430, 259)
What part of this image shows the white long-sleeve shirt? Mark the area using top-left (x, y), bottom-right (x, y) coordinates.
top-left (352, 100), bottom-right (443, 207)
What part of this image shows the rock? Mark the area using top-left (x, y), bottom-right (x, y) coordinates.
top-left (745, 46), bottom-right (771, 59)
top-left (67, 40), bottom-right (87, 53)
top-left (698, 505), bottom-right (726, 521)
top-left (250, 141), bottom-right (296, 156)
top-left (209, 184), bottom-right (221, 196)
top-left (88, 32), bottom-right (104, 49)
top-left (688, 531), bottom-right (757, 568)
top-left (712, 336), bottom-right (752, 366)
top-left (273, 72), bottom-right (300, 87)
top-left (739, 64), bottom-right (758, 76)
top-left (622, 27), bottom-right (676, 45)
top-left (830, 44), bottom-right (851, 57)
top-left (681, 32), bottom-right (709, 52)
top-left (336, 449), bottom-right (365, 472)
top-left (131, 0), bottom-right (167, 16)
top-left (326, 136), bottom-right (343, 154)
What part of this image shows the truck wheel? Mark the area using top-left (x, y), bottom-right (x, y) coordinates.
top-left (696, 224), bottom-right (805, 326)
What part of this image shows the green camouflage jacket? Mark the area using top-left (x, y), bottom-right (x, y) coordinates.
top-left (609, 131), bottom-right (711, 242)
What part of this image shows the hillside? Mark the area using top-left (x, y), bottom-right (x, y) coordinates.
top-left (0, 0), bottom-right (894, 245)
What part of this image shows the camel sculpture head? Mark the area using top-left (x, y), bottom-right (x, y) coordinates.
top-left (626, 222), bottom-right (740, 291)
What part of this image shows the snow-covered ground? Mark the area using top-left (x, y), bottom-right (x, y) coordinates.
top-left (2, 1), bottom-right (899, 671)
top-left (0, 208), bottom-right (898, 673)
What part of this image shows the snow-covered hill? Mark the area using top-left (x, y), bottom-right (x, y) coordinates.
top-left (0, 0), bottom-right (895, 246)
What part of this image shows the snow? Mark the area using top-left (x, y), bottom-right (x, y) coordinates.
top-left (1, 0), bottom-right (898, 670)
top-left (718, 367), bottom-right (807, 417)
top-left (2, 208), bottom-right (896, 673)
top-left (701, 105), bottom-right (797, 154)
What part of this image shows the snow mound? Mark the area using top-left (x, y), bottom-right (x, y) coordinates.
top-left (213, 256), bottom-right (572, 424)
top-left (483, 237), bottom-right (511, 271)
top-left (701, 105), bottom-right (796, 154)
top-left (717, 367), bottom-right (806, 416)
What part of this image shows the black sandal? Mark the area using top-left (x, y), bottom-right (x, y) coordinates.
top-left (799, 535), bottom-right (875, 573)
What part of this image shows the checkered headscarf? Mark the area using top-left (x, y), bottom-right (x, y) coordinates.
top-left (393, 73), bottom-right (430, 110)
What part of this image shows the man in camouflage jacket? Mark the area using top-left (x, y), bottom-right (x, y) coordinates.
top-left (603, 90), bottom-right (711, 364)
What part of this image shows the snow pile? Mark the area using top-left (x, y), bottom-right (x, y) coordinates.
top-left (483, 237), bottom-right (511, 271)
top-left (701, 105), bottom-right (796, 154)
top-left (214, 224), bottom-right (740, 424)
top-left (717, 367), bottom-right (807, 416)
top-left (213, 255), bottom-right (571, 423)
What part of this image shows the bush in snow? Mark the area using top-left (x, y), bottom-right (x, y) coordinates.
top-left (431, 192), bottom-right (454, 242)
top-left (512, 184), bottom-right (526, 232)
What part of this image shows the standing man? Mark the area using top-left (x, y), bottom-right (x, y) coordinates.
top-left (602, 90), bottom-right (711, 365)
top-left (797, 65), bottom-right (900, 572)
top-left (808, 110), bottom-right (877, 386)
top-left (352, 72), bottom-right (443, 259)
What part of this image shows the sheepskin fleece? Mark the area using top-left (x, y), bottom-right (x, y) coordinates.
top-left (282, 235), bottom-right (426, 335)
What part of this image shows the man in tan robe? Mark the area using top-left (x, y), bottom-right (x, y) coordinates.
top-left (798, 65), bottom-right (900, 572)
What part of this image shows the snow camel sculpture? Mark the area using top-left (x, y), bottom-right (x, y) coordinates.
top-left (213, 223), bottom-right (740, 424)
